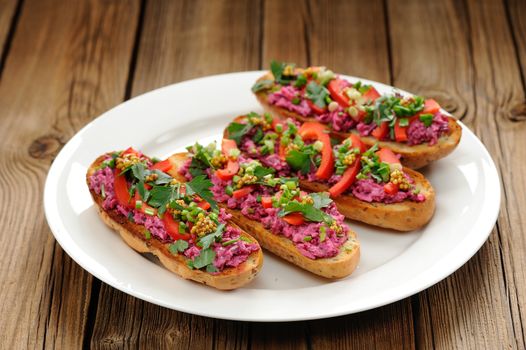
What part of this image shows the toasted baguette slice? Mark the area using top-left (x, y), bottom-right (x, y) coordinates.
top-left (299, 168), bottom-right (435, 231)
top-left (168, 152), bottom-right (360, 279)
top-left (87, 155), bottom-right (263, 290)
top-left (254, 72), bottom-right (462, 169)
top-left (224, 116), bottom-right (435, 231)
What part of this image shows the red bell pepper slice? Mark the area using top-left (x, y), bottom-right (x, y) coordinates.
top-left (163, 213), bottom-right (191, 241)
top-left (423, 99), bottom-right (440, 115)
top-left (362, 86), bottom-right (381, 102)
top-left (394, 120), bottom-right (408, 142)
top-left (327, 78), bottom-right (350, 107)
top-left (384, 182), bottom-right (399, 195)
top-left (371, 121), bottom-right (389, 140)
top-left (114, 169), bottom-right (133, 209)
top-left (197, 200), bottom-right (211, 210)
top-left (216, 160), bottom-right (239, 181)
top-left (150, 159), bottom-right (172, 172)
top-left (232, 186), bottom-right (254, 199)
top-left (298, 122), bottom-right (335, 180)
top-left (282, 212), bottom-right (305, 226)
top-left (216, 138), bottom-right (240, 180)
top-left (306, 99), bottom-right (327, 115)
top-left (349, 134), bottom-right (367, 153)
top-left (222, 138), bottom-right (238, 158)
top-left (122, 147), bottom-right (139, 156)
top-left (261, 196), bottom-right (273, 208)
top-left (376, 148), bottom-right (401, 165)
top-left (328, 158), bottom-right (361, 198)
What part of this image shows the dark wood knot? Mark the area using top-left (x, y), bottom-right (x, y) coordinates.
top-left (509, 103), bottom-right (526, 122)
top-left (28, 135), bottom-right (64, 159)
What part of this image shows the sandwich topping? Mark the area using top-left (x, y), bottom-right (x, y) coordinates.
top-left (253, 61), bottom-right (450, 146)
top-left (180, 141), bottom-right (354, 260)
top-left (225, 113), bottom-right (426, 204)
top-left (88, 148), bottom-right (259, 273)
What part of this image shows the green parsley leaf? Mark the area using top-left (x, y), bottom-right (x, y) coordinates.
top-left (309, 192), bottom-right (332, 209)
top-left (305, 81), bottom-right (329, 108)
top-left (169, 240), bottom-right (188, 255)
top-left (226, 122), bottom-right (253, 145)
top-left (251, 79), bottom-right (274, 93)
top-left (185, 175), bottom-right (217, 210)
top-left (279, 201), bottom-right (333, 223)
top-left (286, 149), bottom-right (312, 174)
top-left (206, 264), bottom-right (218, 273)
top-left (131, 163), bottom-right (146, 181)
top-left (294, 74), bottom-right (307, 88)
top-left (192, 248), bottom-right (216, 269)
top-left (252, 127), bottom-right (264, 143)
top-left (254, 165), bottom-right (275, 178)
top-left (399, 118), bottom-right (409, 127)
top-left (136, 180), bottom-right (150, 202)
top-left (419, 113), bottom-right (434, 127)
top-left (144, 230), bottom-right (151, 240)
top-left (270, 60), bottom-right (295, 85)
top-left (148, 185), bottom-right (176, 208)
top-left (189, 157), bottom-right (207, 177)
top-left (198, 223), bottom-right (225, 249)
top-left (150, 170), bottom-right (172, 185)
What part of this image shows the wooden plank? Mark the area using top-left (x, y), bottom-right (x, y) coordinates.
top-left (388, 0), bottom-right (525, 348)
top-left (303, 1), bottom-right (416, 348)
top-left (308, 0), bottom-right (390, 83)
top-left (503, 0), bottom-right (526, 345)
top-left (261, 0), bottom-right (309, 67)
top-left (131, 0), bottom-right (262, 97)
top-left (309, 302), bottom-right (415, 350)
top-left (0, 0), bottom-right (18, 60)
top-left (251, 322), bottom-right (308, 350)
top-left (0, 0), bottom-right (139, 348)
top-left (89, 1), bottom-right (262, 348)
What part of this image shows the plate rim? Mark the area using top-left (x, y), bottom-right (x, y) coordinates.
top-left (43, 71), bottom-right (501, 321)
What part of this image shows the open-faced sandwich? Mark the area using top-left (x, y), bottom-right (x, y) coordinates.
top-left (167, 142), bottom-right (360, 279)
top-left (252, 61), bottom-right (462, 169)
top-left (223, 113), bottom-right (435, 231)
top-left (86, 147), bottom-right (263, 290)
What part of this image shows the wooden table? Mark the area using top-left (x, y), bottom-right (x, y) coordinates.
top-left (1, 0), bottom-right (525, 348)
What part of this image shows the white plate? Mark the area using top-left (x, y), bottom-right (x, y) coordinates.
top-left (44, 72), bottom-right (500, 321)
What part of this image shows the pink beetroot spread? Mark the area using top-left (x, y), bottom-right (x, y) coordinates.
top-left (236, 126), bottom-right (424, 204)
top-left (267, 86), bottom-right (312, 117)
top-left (316, 106), bottom-right (357, 132)
top-left (178, 162), bottom-right (350, 260)
top-left (267, 86), bottom-right (449, 145)
top-left (350, 179), bottom-right (425, 203)
top-left (88, 167), bottom-right (258, 271)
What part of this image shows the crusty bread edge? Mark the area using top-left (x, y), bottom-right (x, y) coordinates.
top-left (253, 72), bottom-right (462, 169)
top-left (167, 152), bottom-right (360, 279)
top-left (224, 116), bottom-right (435, 231)
top-left (87, 155), bottom-right (263, 290)
top-left (299, 168), bottom-right (435, 232)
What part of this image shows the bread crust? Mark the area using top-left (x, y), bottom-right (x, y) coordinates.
top-left (167, 153), bottom-right (361, 279)
top-left (254, 72), bottom-right (462, 169)
top-left (299, 168), bottom-right (435, 231)
top-left (87, 155), bottom-right (263, 290)
top-left (224, 116), bottom-right (435, 231)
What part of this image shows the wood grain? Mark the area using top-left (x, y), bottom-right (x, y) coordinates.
top-left (89, 0), bottom-right (262, 348)
top-left (0, 0), bottom-right (524, 348)
top-left (131, 0), bottom-right (262, 97)
top-left (388, 0), bottom-right (525, 348)
top-left (307, 0), bottom-right (390, 84)
top-left (303, 1), bottom-right (417, 349)
top-left (0, 0), bottom-right (19, 62)
top-left (0, 0), bottom-right (139, 348)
